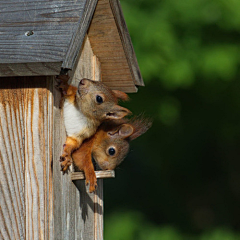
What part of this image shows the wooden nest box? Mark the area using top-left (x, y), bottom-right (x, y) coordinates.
top-left (0, 0), bottom-right (144, 239)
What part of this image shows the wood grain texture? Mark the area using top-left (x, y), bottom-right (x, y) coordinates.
top-left (87, 0), bottom-right (139, 92)
top-left (0, 0), bottom-right (86, 64)
top-left (76, 180), bottom-right (95, 240)
top-left (0, 78), bottom-right (25, 240)
top-left (71, 170), bottom-right (115, 180)
top-left (24, 77), bottom-right (53, 240)
top-left (72, 36), bottom-right (99, 84)
top-left (95, 179), bottom-right (103, 240)
top-left (69, 179), bottom-right (103, 240)
top-left (0, 76), bottom-right (53, 240)
top-left (63, 0), bottom-right (98, 69)
top-left (0, 62), bottom-right (61, 77)
top-left (109, 0), bottom-right (144, 87)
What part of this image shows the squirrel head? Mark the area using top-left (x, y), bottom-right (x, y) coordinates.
top-left (92, 117), bottom-right (152, 170)
top-left (76, 79), bottom-right (131, 122)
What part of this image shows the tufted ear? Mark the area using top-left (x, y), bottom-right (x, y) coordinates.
top-left (112, 90), bottom-right (129, 101)
top-left (129, 117), bottom-right (152, 141)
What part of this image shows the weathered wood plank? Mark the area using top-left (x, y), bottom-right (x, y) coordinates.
top-left (0, 62), bottom-right (62, 77)
top-left (0, 78), bottom-right (25, 240)
top-left (110, 0), bottom-right (144, 87)
top-left (72, 36), bottom-right (95, 83)
top-left (24, 77), bottom-right (53, 240)
top-left (0, 1), bottom-right (81, 23)
top-left (63, 0), bottom-right (98, 69)
top-left (71, 170), bottom-right (115, 180)
top-left (87, 0), bottom-right (140, 92)
top-left (77, 181), bottom-right (95, 240)
top-left (95, 179), bottom-right (103, 240)
top-left (0, 77), bottom-right (54, 240)
top-left (75, 178), bottom-right (104, 240)
top-left (0, 0), bottom-right (86, 64)
top-left (92, 54), bottom-right (101, 81)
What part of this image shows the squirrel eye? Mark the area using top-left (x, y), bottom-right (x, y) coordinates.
top-left (96, 95), bottom-right (103, 104)
top-left (108, 147), bottom-right (116, 156)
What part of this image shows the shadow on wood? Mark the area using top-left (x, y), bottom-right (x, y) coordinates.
top-left (73, 179), bottom-right (104, 239)
top-left (73, 180), bottom-right (103, 222)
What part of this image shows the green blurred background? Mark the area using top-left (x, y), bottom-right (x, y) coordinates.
top-left (104, 0), bottom-right (240, 239)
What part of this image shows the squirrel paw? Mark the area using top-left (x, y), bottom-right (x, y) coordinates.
top-left (55, 74), bottom-right (69, 84)
top-left (60, 155), bottom-right (72, 172)
top-left (55, 75), bottom-right (69, 93)
top-left (86, 175), bottom-right (97, 193)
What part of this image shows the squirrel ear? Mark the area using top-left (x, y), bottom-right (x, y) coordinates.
top-left (112, 90), bottom-right (129, 101)
top-left (118, 124), bottom-right (134, 138)
top-left (106, 106), bottom-right (131, 120)
top-left (108, 124), bottom-right (134, 139)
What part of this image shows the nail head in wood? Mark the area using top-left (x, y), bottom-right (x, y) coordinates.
top-left (25, 30), bottom-right (34, 36)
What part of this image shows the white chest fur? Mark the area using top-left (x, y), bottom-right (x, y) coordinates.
top-left (63, 100), bottom-right (89, 137)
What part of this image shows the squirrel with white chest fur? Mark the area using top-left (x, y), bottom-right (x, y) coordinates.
top-left (56, 74), bottom-right (131, 170)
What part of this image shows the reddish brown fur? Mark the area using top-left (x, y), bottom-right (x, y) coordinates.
top-left (112, 90), bottom-right (129, 101)
top-left (60, 136), bottom-right (81, 172)
top-left (68, 117), bottom-right (152, 192)
top-left (72, 137), bottom-right (97, 192)
top-left (55, 74), bottom-right (132, 173)
top-left (55, 74), bottom-right (78, 106)
top-left (63, 85), bottom-right (78, 104)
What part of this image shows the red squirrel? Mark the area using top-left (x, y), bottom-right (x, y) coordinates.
top-left (55, 74), bottom-right (131, 170)
top-left (68, 117), bottom-right (152, 192)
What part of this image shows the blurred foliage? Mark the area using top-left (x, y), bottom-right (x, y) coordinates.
top-left (121, 0), bottom-right (240, 89)
top-left (105, 211), bottom-right (240, 240)
top-left (104, 0), bottom-right (240, 239)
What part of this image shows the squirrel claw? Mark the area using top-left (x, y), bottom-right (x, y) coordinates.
top-left (60, 151), bottom-right (69, 161)
top-left (86, 175), bottom-right (97, 193)
top-left (89, 181), bottom-right (97, 193)
top-left (60, 165), bottom-right (66, 172)
top-left (55, 75), bottom-right (69, 83)
top-left (60, 157), bottom-right (72, 173)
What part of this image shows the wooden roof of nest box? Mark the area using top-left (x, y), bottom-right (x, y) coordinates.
top-left (0, 0), bottom-right (144, 93)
